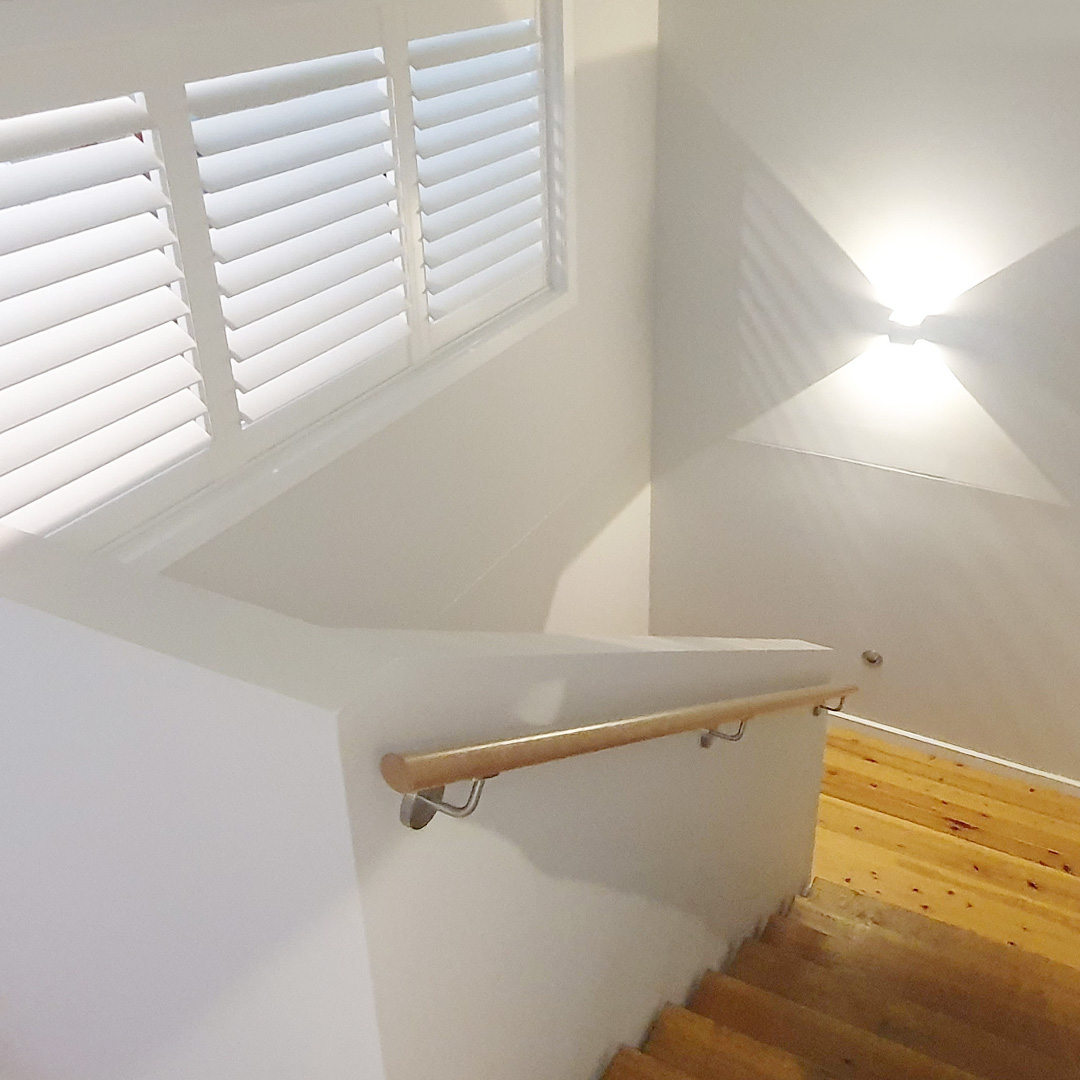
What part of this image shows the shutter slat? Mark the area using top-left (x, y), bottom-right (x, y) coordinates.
top-left (236, 314), bottom-right (408, 422)
top-left (409, 21), bottom-right (538, 70)
top-left (228, 261), bottom-right (404, 360)
top-left (187, 50), bottom-right (386, 118)
top-left (190, 55), bottom-right (408, 424)
top-left (0, 358), bottom-right (202, 478)
top-left (418, 124), bottom-right (539, 187)
top-left (0, 177), bottom-right (168, 257)
top-left (192, 82), bottom-right (389, 154)
top-left (2, 422), bottom-right (210, 534)
top-left (0, 323), bottom-right (196, 436)
top-left (421, 172), bottom-right (542, 241)
top-left (416, 98), bottom-right (539, 159)
top-left (0, 390), bottom-right (206, 518)
top-left (197, 114), bottom-right (392, 192)
top-left (0, 214), bottom-right (175, 302)
top-left (410, 19), bottom-right (550, 333)
top-left (0, 250), bottom-right (182, 347)
top-left (0, 94), bottom-right (209, 534)
top-left (419, 149), bottom-right (540, 214)
top-left (410, 45), bottom-right (539, 100)
top-left (222, 233), bottom-right (403, 328)
top-left (413, 71), bottom-right (540, 130)
top-left (210, 176), bottom-right (395, 262)
top-left (216, 203), bottom-right (400, 295)
top-left (0, 287), bottom-right (189, 390)
top-left (202, 145), bottom-right (394, 228)
top-left (233, 287), bottom-right (407, 391)
top-left (428, 242), bottom-right (544, 319)
top-left (0, 136), bottom-right (161, 210)
top-left (425, 218), bottom-right (543, 293)
top-left (0, 96), bottom-right (148, 162)
top-left (424, 196), bottom-right (542, 267)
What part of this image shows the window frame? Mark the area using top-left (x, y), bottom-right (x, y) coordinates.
top-left (0, 0), bottom-right (575, 566)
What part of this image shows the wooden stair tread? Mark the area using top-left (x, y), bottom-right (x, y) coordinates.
top-left (822, 741), bottom-right (1080, 843)
top-left (821, 747), bottom-right (1080, 873)
top-left (803, 878), bottom-right (1080, 1000)
top-left (785, 900), bottom-right (1080, 1028)
top-left (761, 915), bottom-right (1080, 1060)
top-left (825, 729), bottom-right (1080, 828)
top-left (813, 824), bottom-right (1080, 968)
top-left (690, 970), bottom-right (981, 1080)
top-left (729, 938), bottom-right (1075, 1080)
top-left (645, 1005), bottom-right (827, 1080)
top-left (817, 794), bottom-right (1080, 919)
top-left (603, 1047), bottom-right (697, 1080)
top-left (598, 729), bottom-right (1080, 1080)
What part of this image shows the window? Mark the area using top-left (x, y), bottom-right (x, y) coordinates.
top-left (0, 95), bottom-right (208, 535)
top-left (188, 49), bottom-right (411, 424)
top-left (0, 0), bottom-right (568, 547)
top-left (408, 20), bottom-right (549, 343)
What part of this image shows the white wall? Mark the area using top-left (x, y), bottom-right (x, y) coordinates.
top-left (338, 641), bottom-right (832, 1080)
top-left (0, 534), bottom-right (833, 1080)
top-left (0, 598), bottom-right (384, 1080)
top-left (651, 0), bottom-right (1080, 781)
top-left (168, 0), bottom-right (659, 638)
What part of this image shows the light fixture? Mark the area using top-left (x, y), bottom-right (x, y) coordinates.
top-left (888, 310), bottom-right (926, 346)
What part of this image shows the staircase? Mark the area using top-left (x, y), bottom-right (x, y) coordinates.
top-left (602, 730), bottom-right (1080, 1079)
top-left (604, 879), bottom-right (1080, 1079)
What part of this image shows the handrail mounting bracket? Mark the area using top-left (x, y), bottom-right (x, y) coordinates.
top-left (700, 717), bottom-right (748, 748)
top-left (400, 778), bottom-right (486, 830)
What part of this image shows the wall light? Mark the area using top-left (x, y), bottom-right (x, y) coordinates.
top-left (887, 310), bottom-right (926, 346)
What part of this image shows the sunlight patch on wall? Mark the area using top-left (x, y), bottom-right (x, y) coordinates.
top-left (731, 339), bottom-right (1067, 505)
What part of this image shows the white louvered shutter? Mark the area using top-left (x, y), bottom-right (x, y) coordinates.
top-left (409, 20), bottom-right (550, 339)
top-left (0, 95), bottom-right (209, 536)
top-left (187, 50), bottom-right (410, 425)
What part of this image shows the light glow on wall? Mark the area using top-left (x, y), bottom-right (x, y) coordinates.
top-left (845, 338), bottom-right (957, 414)
top-left (731, 337), bottom-right (1067, 505)
top-left (859, 229), bottom-right (983, 328)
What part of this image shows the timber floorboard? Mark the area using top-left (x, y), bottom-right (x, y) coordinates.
top-left (814, 728), bottom-right (1080, 971)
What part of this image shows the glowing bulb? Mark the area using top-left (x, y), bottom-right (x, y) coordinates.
top-left (861, 229), bottom-right (979, 329)
top-left (888, 310), bottom-right (925, 345)
top-left (889, 308), bottom-right (928, 329)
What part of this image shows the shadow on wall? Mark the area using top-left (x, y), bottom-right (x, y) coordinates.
top-left (430, 441), bottom-right (650, 635)
top-left (333, 646), bottom-right (830, 1080)
top-left (166, 42), bottom-right (657, 639)
top-left (338, 650), bottom-right (826, 924)
top-left (655, 71), bottom-right (1080, 509)
top-left (649, 40), bottom-right (1080, 777)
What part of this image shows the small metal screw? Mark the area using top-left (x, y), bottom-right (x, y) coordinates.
top-left (862, 650), bottom-right (883, 667)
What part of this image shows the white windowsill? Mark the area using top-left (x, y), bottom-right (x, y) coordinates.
top-left (84, 286), bottom-right (575, 571)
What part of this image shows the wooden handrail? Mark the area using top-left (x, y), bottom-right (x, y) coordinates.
top-left (380, 682), bottom-right (856, 794)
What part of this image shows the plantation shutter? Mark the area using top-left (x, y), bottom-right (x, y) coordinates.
top-left (187, 49), bottom-right (411, 424)
top-left (0, 95), bottom-right (209, 535)
top-left (408, 19), bottom-right (549, 337)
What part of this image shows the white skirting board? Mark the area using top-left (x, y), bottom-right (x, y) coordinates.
top-left (823, 708), bottom-right (1080, 798)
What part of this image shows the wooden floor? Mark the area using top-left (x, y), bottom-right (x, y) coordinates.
top-left (815, 727), bottom-right (1080, 971)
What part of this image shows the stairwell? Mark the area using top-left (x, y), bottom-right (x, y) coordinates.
top-left (601, 731), bottom-right (1080, 1079)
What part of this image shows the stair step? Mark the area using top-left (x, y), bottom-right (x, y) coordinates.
top-left (813, 797), bottom-right (1080, 966)
top-left (603, 1047), bottom-right (697, 1080)
top-left (822, 744), bottom-right (1080, 874)
top-left (761, 915), bottom-right (1080, 1062)
top-left (801, 879), bottom-right (1080, 1001)
top-left (783, 897), bottom-right (1080, 1028)
top-left (644, 1004), bottom-right (824, 1079)
top-left (729, 938), bottom-right (1074, 1080)
top-left (825, 728), bottom-right (1080, 829)
top-left (690, 970), bottom-right (981, 1080)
